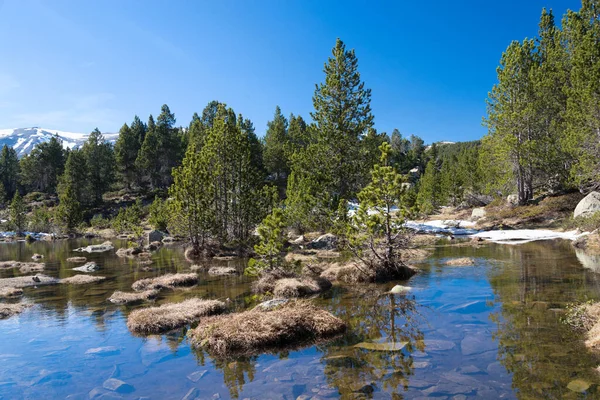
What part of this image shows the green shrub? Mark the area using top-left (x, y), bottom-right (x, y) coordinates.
top-left (148, 196), bottom-right (169, 231)
top-left (90, 214), bottom-right (111, 229)
top-left (29, 206), bottom-right (54, 233)
top-left (23, 192), bottom-right (46, 203)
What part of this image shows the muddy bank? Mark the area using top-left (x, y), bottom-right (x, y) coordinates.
top-left (188, 301), bottom-right (346, 357)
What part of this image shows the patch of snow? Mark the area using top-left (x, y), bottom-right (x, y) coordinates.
top-left (405, 220), bottom-right (479, 236)
top-left (471, 229), bottom-right (586, 245)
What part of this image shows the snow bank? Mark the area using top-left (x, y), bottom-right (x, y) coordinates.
top-left (471, 229), bottom-right (585, 245)
top-left (405, 220), bottom-right (479, 236)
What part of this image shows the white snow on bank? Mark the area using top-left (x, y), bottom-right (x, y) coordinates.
top-left (471, 229), bottom-right (586, 245)
top-left (405, 220), bottom-right (479, 236)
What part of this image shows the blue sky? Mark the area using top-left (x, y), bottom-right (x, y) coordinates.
top-left (0, 0), bottom-right (582, 143)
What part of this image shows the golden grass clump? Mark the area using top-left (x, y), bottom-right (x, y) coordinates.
top-left (0, 261), bottom-right (45, 273)
top-left (444, 257), bottom-right (476, 266)
top-left (0, 274), bottom-right (59, 289)
top-left (60, 275), bottom-right (106, 285)
top-left (0, 287), bottom-right (23, 298)
top-left (66, 257), bottom-right (87, 263)
top-left (208, 266), bottom-right (238, 276)
top-left (272, 277), bottom-right (332, 298)
top-left (0, 303), bottom-right (31, 319)
top-left (188, 301), bottom-right (346, 357)
top-left (131, 273), bottom-right (198, 291)
top-left (127, 298), bottom-right (226, 334)
top-left (108, 289), bottom-right (160, 305)
top-left (321, 262), bottom-right (417, 284)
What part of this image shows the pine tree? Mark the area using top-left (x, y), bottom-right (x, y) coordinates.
top-left (9, 191), bottom-right (26, 236)
top-left (136, 114), bottom-right (159, 189)
top-left (169, 142), bottom-right (215, 254)
top-left (82, 128), bottom-right (115, 204)
top-left (246, 208), bottom-right (287, 277)
top-left (417, 157), bottom-right (443, 215)
top-left (484, 39), bottom-right (538, 204)
top-left (0, 145), bottom-right (19, 199)
top-left (310, 37), bottom-right (374, 201)
top-left (263, 106), bottom-right (289, 185)
top-left (19, 136), bottom-right (66, 194)
top-left (56, 182), bottom-right (82, 233)
top-left (58, 149), bottom-right (90, 206)
top-left (347, 142), bottom-right (414, 281)
top-left (114, 123), bottom-right (139, 190)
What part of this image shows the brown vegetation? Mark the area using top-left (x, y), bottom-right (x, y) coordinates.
top-left (0, 287), bottom-right (23, 298)
top-left (0, 261), bottom-right (45, 273)
top-left (321, 261), bottom-right (418, 284)
top-left (208, 266), bottom-right (238, 276)
top-left (444, 257), bottom-right (476, 266)
top-left (0, 274), bottom-right (59, 289)
top-left (131, 273), bottom-right (198, 291)
top-left (66, 257), bottom-right (87, 263)
top-left (0, 303), bottom-right (31, 319)
top-left (60, 275), bottom-right (106, 285)
top-left (188, 301), bottom-right (346, 356)
top-left (127, 298), bottom-right (226, 334)
top-left (108, 289), bottom-right (160, 305)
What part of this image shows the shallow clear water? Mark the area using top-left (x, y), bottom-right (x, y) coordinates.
top-left (1, 238), bottom-right (600, 399)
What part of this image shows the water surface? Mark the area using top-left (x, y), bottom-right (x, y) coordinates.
top-left (0, 238), bottom-right (599, 399)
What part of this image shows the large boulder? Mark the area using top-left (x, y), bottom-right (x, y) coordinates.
top-left (507, 194), bottom-right (519, 206)
top-left (308, 233), bottom-right (338, 250)
top-left (574, 192), bottom-right (600, 219)
top-left (74, 241), bottom-right (114, 253)
top-left (72, 262), bottom-right (99, 273)
top-left (147, 230), bottom-right (166, 244)
top-left (471, 207), bottom-right (487, 220)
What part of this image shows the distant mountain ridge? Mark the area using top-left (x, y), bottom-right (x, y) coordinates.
top-left (0, 127), bottom-right (118, 157)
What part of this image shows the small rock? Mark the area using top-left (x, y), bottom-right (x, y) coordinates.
top-left (255, 298), bottom-right (288, 310)
top-left (31, 253), bottom-right (44, 260)
top-left (147, 230), bottom-right (166, 244)
top-left (73, 262), bottom-right (99, 273)
top-left (85, 347), bottom-right (121, 357)
top-left (182, 388), bottom-right (201, 400)
top-left (567, 379), bottom-right (591, 393)
top-left (390, 285), bottom-right (411, 294)
top-left (102, 378), bottom-right (134, 393)
top-left (186, 370), bottom-right (208, 382)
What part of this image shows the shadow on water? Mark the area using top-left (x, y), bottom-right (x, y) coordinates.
top-left (0, 238), bottom-right (600, 398)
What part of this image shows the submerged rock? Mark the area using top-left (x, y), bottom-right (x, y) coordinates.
top-left (60, 275), bottom-right (105, 285)
top-left (0, 287), bottom-right (23, 298)
top-left (66, 257), bottom-right (87, 263)
top-left (445, 257), bottom-right (476, 266)
top-left (72, 262), bottom-right (99, 273)
top-left (208, 266), bottom-right (238, 276)
top-left (0, 303), bottom-right (31, 319)
top-left (147, 230), bottom-right (166, 244)
top-left (255, 298), bottom-right (289, 310)
top-left (567, 379), bottom-right (591, 393)
top-left (353, 341), bottom-right (408, 351)
top-left (0, 274), bottom-right (59, 289)
top-left (102, 378), bottom-right (134, 393)
top-left (0, 261), bottom-right (45, 273)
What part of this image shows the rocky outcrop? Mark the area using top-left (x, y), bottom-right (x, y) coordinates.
top-left (507, 194), bottom-right (519, 206)
top-left (574, 192), bottom-right (600, 219)
top-left (308, 233), bottom-right (338, 250)
top-left (471, 207), bottom-right (486, 220)
top-left (147, 230), bottom-right (166, 244)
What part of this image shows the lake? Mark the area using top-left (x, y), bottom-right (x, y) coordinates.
top-left (0, 238), bottom-right (599, 399)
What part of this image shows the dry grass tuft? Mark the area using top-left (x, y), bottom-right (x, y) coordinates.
top-left (321, 261), bottom-right (417, 284)
top-left (272, 277), bottom-right (332, 298)
top-left (0, 261), bottom-right (45, 273)
top-left (0, 303), bottom-right (31, 319)
top-left (444, 257), bottom-right (476, 266)
top-left (60, 275), bottom-right (106, 285)
top-left (66, 257), bottom-right (87, 263)
top-left (0, 274), bottom-right (59, 289)
top-left (0, 287), bottom-right (23, 298)
top-left (108, 289), bottom-right (160, 305)
top-left (127, 298), bottom-right (226, 334)
top-left (208, 266), bottom-right (238, 276)
top-left (131, 273), bottom-right (198, 292)
top-left (188, 301), bottom-right (346, 357)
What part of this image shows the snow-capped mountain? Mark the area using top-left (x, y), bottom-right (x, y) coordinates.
top-left (0, 127), bottom-right (118, 157)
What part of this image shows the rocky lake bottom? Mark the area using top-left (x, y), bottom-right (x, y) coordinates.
top-left (0, 238), bottom-right (599, 399)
